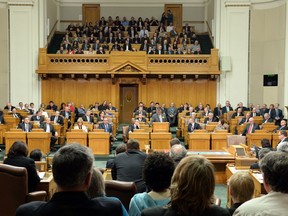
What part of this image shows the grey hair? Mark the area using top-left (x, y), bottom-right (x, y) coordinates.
top-left (169, 144), bottom-right (187, 162)
top-left (277, 141), bottom-right (288, 153)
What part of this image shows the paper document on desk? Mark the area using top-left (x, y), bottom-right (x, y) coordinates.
top-left (255, 173), bottom-right (263, 180)
top-left (38, 172), bottom-right (45, 179)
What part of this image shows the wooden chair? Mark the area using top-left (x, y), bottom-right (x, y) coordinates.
top-left (105, 180), bottom-right (137, 211)
top-left (227, 135), bottom-right (246, 147)
top-left (0, 164), bottom-right (46, 216)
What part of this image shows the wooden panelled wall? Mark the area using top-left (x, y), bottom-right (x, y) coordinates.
top-left (42, 78), bottom-right (216, 110)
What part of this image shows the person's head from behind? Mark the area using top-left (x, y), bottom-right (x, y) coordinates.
top-left (87, 168), bottom-right (105, 198)
top-left (143, 152), bottom-right (175, 192)
top-left (260, 151), bottom-right (288, 193)
top-left (261, 138), bottom-right (271, 149)
top-left (258, 148), bottom-right (271, 160)
top-left (277, 141), bottom-right (288, 153)
top-left (52, 143), bottom-right (94, 191)
top-left (170, 137), bottom-right (181, 147)
top-left (228, 172), bottom-right (254, 203)
top-left (169, 144), bottom-right (187, 164)
top-left (8, 141), bottom-right (28, 158)
top-left (29, 149), bottom-right (43, 161)
top-left (170, 155), bottom-right (215, 215)
top-left (126, 139), bottom-right (140, 151)
top-left (115, 143), bottom-right (126, 155)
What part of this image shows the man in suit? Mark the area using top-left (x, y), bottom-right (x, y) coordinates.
top-left (128, 119), bottom-right (140, 133)
top-left (155, 45), bottom-right (164, 54)
top-left (213, 103), bottom-right (222, 120)
top-left (231, 108), bottom-right (244, 119)
top-left (40, 117), bottom-right (58, 151)
top-left (260, 104), bottom-right (269, 117)
top-left (234, 151), bottom-right (288, 216)
top-left (134, 106), bottom-right (147, 117)
top-left (96, 47), bottom-right (105, 54)
top-left (267, 104), bottom-right (276, 120)
top-left (122, 40), bottom-right (132, 51)
top-left (46, 100), bottom-right (57, 111)
top-left (82, 110), bottom-right (94, 123)
top-left (188, 118), bottom-right (201, 132)
top-left (241, 117), bottom-right (260, 136)
top-left (185, 106), bottom-right (195, 117)
top-left (51, 111), bottom-right (64, 126)
top-left (30, 110), bottom-right (45, 124)
top-left (11, 108), bottom-right (23, 121)
top-left (107, 102), bottom-right (117, 111)
top-left (98, 117), bottom-right (114, 151)
top-left (275, 119), bottom-right (288, 131)
top-left (251, 107), bottom-right (260, 117)
top-left (147, 101), bottom-right (156, 116)
top-left (4, 102), bottom-right (16, 112)
top-left (277, 130), bottom-right (288, 147)
top-left (260, 113), bottom-right (274, 129)
top-left (150, 108), bottom-right (167, 125)
top-left (60, 106), bottom-right (71, 128)
top-left (16, 144), bottom-right (125, 216)
top-left (136, 113), bottom-right (146, 123)
top-left (112, 139), bottom-right (147, 193)
top-left (222, 100), bottom-right (233, 114)
top-left (167, 102), bottom-right (177, 127)
top-left (239, 112), bottom-right (251, 125)
top-left (17, 117), bottom-right (33, 132)
top-left (274, 103), bottom-right (284, 126)
top-left (204, 112), bottom-right (217, 124)
top-left (166, 46), bottom-right (174, 54)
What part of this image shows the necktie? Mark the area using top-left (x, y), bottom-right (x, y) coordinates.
top-left (159, 115), bottom-right (162, 122)
top-left (105, 124), bottom-right (108, 132)
top-left (25, 124), bottom-right (29, 132)
top-left (276, 109), bottom-right (279, 117)
top-left (248, 124), bottom-right (253, 134)
top-left (14, 114), bottom-right (18, 118)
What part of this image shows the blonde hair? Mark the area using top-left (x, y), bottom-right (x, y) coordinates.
top-left (228, 171), bottom-right (254, 203)
top-left (77, 118), bottom-right (83, 123)
top-left (170, 155), bottom-right (215, 215)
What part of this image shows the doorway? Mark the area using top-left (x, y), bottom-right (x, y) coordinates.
top-left (82, 4), bottom-right (100, 25)
top-left (119, 84), bottom-right (138, 124)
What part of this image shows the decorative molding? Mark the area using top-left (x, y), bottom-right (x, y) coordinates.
top-left (7, 0), bottom-right (35, 6)
top-left (225, 2), bottom-right (251, 7)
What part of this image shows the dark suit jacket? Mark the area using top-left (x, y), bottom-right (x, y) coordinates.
top-left (98, 123), bottom-right (112, 133)
top-left (188, 122), bottom-right (201, 132)
top-left (112, 150), bottom-right (147, 193)
top-left (82, 115), bottom-right (94, 123)
top-left (260, 108), bottom-right (269, 116)
top-left (128, 124), bottom-right (140, 132)
top-left (16, 192), bottom-right (124, 216)
top-left (150, 113), bottom-right (167, 123)
top-left (262, 118), bottom-right (274, 124)
top-left (17, 123), bottom-right (33, 132)
top-left (231, 112), bottom-right (244, 119)
top-left (134, 110), bottom-right (147, 117)
top-left (4, 105), bottom-right (16, 111)
top-left (4, 156), bottom-right (40, 192)
top-left (0, 115), bottom-right (5, 124)
top-left (30, 115), bottom-right (44, 123)
top-left (213, 107), bottom-right (222, 118)
top-left (204, 117), bottom-right (217, 124)
top-left (268, 109), bottom-right (276, 119)
top-left (276, 126), bottom-right (288, 131)
top-left (239, 117), bottom-right (250, 125)
top-left (155, 50), bottom-right (164, 54)
top-left (40, 123), bottom-right (56, 136)
top-left (228, 203), bottom-right (243, 215)
top-left (60, 111), bottom-right (71, 120)
top-left (222, 106), bottom-right (233, 114)
top-left (50, 115), bottom-right (64, 126)
top-left (46, 105), bottom-right (57, 111)
top-left (241, 123), bottom-right (260, 136)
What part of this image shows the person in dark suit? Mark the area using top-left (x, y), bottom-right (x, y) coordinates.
top-left (106, 144), bottom-right (126, 169)
top-left (231, 108), bottom-right (244, 119)
top-left (260, 113), bottom-right (274, 129)
top-left (275, 119), bottom-right (288, 131)
top-left (4, 102), bottom-right (16, 112)
top-left (235, 102), bottom-right (247, 112)
top-left (239, 112), bottom-right (251, 125)
top-left (134, 106), bottom-right (147, 117)
top-left (60, 106), bottom-right (71, 128)
top-left (204, 113), bottom-right (217, 124)
top-left (4, 141), bottom-right (40, 192)
top-left (30, 110), bottom-right (45, 124)
top-left (98, 100), bottom-right (108, 111)
top-left (251, 107), bottom-right (260, 117)
top-left (82, 110), bottom-right (94, 123)
top-left (11, 108), bottom-right (23, 121)
top-left (274, 103), bottom-right (284, 126)
top-left (17, 117), bottom-right (33, 132)
top-left (260, 104), bottom-right (269, 117)
top-left (128, 119), bottom-right (140, 133)
top-left (16, 143), bottom-right (126, 216)
top-left (40, 117), bottom-right (58, 151)
top-left (107, 102), bottom-right (117, 111)
top-left (46, 101), bottom-right (57, 111)
top-left (241, 117), bottom-right (260, 136)
top-left (98, 117), bottom-right (114, 151)
top-left (96, 47), bottom-right (105, 54)
top-left (222, 100), bottom-right (233, 114)
top-left (50, 111), bottom-right (64, 126)
top-left (267, 104), bottom-right (276, 120)
top-left (227, 172), bottom-right (254, 215)
top-left (112, 139), bottom-right (147, 193)
top-left (0, 114), bottom-right (5, 124)
top-left (213, 103), bottom-right (222, 120)
top-left (188, 118), bottom-right (201, 132)
top-left (155, 45), bottom-right (164, 54)
top-left (122, 40), bottom-right (132, 51)
top-left (136, 113), bottom-right (146, 123)
top-left (150, 108), bottom-right (167, 125)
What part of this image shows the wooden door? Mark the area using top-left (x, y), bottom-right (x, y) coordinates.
top-left (82, 4), bottom-right (100, 25)
top-left (120, 84), bottom-right (138, 124)
top-left (165, 4), bottom-right (183, 34)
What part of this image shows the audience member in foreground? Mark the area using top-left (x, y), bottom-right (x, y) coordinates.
top-left (227, 172), bottom-right (254, 215)
top-left (129, 152), bottom-right (175, 216)
top-left (233, 151), bottom-right (288, 216)
top-left (4, 141), bottom-right (40, 192)
top-left (169, 144), bottom-right (187, 166)
top-left (141, 155), bottom-right (230, 216)
top-left (16, 143), bottom-right (125, 216)
top-left (112, 139), bottom-right (147, 193)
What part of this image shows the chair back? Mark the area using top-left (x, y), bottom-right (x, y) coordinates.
top-left (0, 164), bottom-right (28, 216)
top-left (105, 180), bottom-right (137, 211)
top-left (227, 135), bottom-right (246, 146)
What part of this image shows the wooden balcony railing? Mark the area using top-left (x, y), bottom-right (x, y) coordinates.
top-left (37, 48), bottom-right (220, 79)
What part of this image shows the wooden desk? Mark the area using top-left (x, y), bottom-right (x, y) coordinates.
top-left (5, 131), bottom-right (26, 154)
top-left (36, 172), bottom-right (57, 200)
top-left (247, 133), bottom-right (272, 148)
top-left (51, 123), bottom-right (64, 144)
top-left (0, 124), bottom-right (6, 144)
top-left (129, 132), bottom-right (150, 150)
top-left (151, 132), bottom-right (171, 150)
top-left (88, 132), bottom-right (110, 155)
top-left (250, 171), bottom-right (266, 198)
top-left (4, 117), bottom-right (20, 131)
top-left (27, 132), bottom-right (51, 154)
top-left (188, 132), bottom-right (210, 150)
top-left (152, 122), bottom-right (169, 132)
top-left (66, 131), bottom-right (88, 146)
top-left (211, 133), bottom-right (232, 150)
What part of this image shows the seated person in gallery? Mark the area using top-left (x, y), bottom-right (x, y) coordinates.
top-left (74, 118), bottom-right (88, 133)
top-left (204, 112), bottom-right (217, 124)
top-left (241, 117), bottom-right (260, 136)
top-left (11, 108), bottom-right (23, 121)
top-left (134, 106), bottom-right (147, 117)
top-left (239, 112), bottom-right (251, 125)
top-left (40, 117), bottom-right (58, 151)
top-left (50, 111), bottom-right (64, 126)
top-left (17, 117), bottom-right (33, 132)
top-left (214, 119), bottom-right (229, 132)
top-left (231, 108), bottom-right (244, 119)
top-left (82, 110), bottom-right (94, 124)
top-left (188, 118), bottom-right (201, 132)
top-left (150, 108), bottom-right (167, 124)
top-left (128, 119), bottom-right (140, 133)
top-left (46, 100), bottom-right (58, 111)
top-left (275, 119), bottom-right (288, 131)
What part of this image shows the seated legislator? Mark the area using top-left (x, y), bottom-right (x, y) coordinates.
top-left (262, 113), bottom-right (274, 124)
top-left (40, 117), bottom-right (58, 150)
top-left (128, 119), bottom-right (140, 133)
top-left (4, 141), bottom-right (40, 192)
top-left (241, 117), bottom-right (260, 136)
top-left (142, 155), bottom-right (230, 216)
top-left (82, 110), bottom-right (94, 123)
top-left (4, 102), bottom-right (16, 112)
top-left (234, 152), bottom-right (288, 216)
top-left (227, 172), bottom-right (254, 215)
top-left (204, 112), bottom-right (217, 124)
top-left (16, 144), bottom-right (126, 216)
top-left (222, 100), bottom-right (233, 114)
top-left (51, 111), bottom-right (64, 126)
top-left (11, 108), bottom-right (23, 121)
top-left (134, 106), bottom-right (147, 117)
top-left (186, 106), bottom-right (195, 117)
top-left (136, 113), bottom-right (146, 123)
top-left (98, 117), bottom-right (114, 150)
top-left (17, 117), bottom-right (33, 132)
top-left (214, 119), bottom-right (229, 132)
top-left (46, 100), bottom-right (58, 111)
top-left (188, 118), bottom-right (201, 132)
top-left (169, 144), bottom-right (188, 166)
top-left (239, 112), bottom-right (251, 125)
top-left (112, 139), bottom-right (147, 193)
top-left (275, 119), bottom-right (288, 131)
top-left (150, 108), bottom-right (167, 124)
top-left (74, 118), bottom-right (88, 133)
top-left (60, 106), bottom-right (71, 128)
top-left (231, 108), bottom-right (244, 119)
top-left (129, 152), bottom-right (175, 215)
top-left (30, 110), bottom-right (45, 124)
